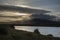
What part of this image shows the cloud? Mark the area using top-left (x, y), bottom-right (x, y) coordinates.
top-left (0, 0), bottom-right (27, 5)
top-left (0, 0), bottom-right (60, 12)
top-left (26, 0), bottom-right (60, 12)
top-left (0, 5), bottom-right (50, 14)
top-left (0, 5), bottom-right (60, 22)
top-left (0, 5), bottom-right (51, 22)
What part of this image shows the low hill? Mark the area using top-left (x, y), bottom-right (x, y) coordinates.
top-left (0, 25), bottom-right (60, 40)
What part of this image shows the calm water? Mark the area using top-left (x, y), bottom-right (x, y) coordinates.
top-left (15, 26), bottom-right (60, 37)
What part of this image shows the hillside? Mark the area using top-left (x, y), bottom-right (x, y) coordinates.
top-left (0, 26), bottom-right (60, 40)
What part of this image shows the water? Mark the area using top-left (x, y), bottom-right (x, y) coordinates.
top-left (15, 26), bottom-right (60, 37)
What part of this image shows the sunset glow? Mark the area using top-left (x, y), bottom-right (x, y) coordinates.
top-left (0, 11), bottom-right (32, 22)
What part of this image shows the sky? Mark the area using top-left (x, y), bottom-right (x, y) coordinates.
top-left (0, 0), bottom-right (60, 12)
top-left (0, 0), bottom-right (60, 22)
top-left (0, 0), bottom-right (60, 17)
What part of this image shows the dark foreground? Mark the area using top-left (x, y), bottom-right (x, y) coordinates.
top-left (0, 25), bottom-right (60, 40)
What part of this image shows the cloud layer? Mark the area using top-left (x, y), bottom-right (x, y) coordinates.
top-left (0, 5), bottom-right (51, 22)
top-left (0, 0), bottom-right (60, 23)
top-left (0, 0), bottom-right (60, 12)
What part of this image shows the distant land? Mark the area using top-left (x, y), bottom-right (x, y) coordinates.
top-left (0, 18), bottom-right (60, 27)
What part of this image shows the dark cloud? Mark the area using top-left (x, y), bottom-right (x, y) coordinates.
top-left (0, 5), bottom-right (50, 14)
top-left (0, 5), bottom-right (57, 21)
top-left (0, 5), bottom-right (59, 22)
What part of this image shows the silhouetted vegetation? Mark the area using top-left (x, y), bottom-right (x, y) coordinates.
top-left (47, 34), bottom-right (53, 37)
top-left (34, 28), bottom-right (40, 34)
top-left (0, 25), bottom-right (60, 40)
top-left (10, 25), bottom-right (15, 29)
top-left (0, 24), bottom-right (15, 35)
top-left (0, 28), bottom-right (7, 35)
